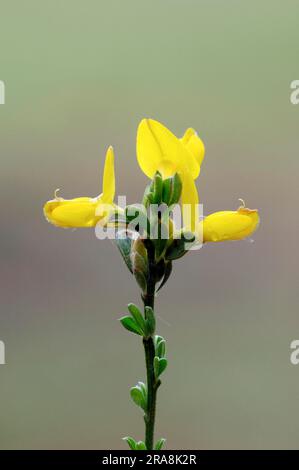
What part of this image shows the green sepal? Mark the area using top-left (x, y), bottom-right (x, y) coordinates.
top-left (119, 316), bottom-right (144, 336)
top-left (144, 306), bottom-right (156, 337)
top-left (123, 436), bottom-right (137, 450)
top-left (155, 438), bottom-right (166, 450)
top-left (127, 303), bottom-right (145, 332)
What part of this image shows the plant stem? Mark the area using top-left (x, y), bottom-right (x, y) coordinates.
top-left (142, 242), bottom-right (159, 450)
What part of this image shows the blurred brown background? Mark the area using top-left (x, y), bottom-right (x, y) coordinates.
top-left (0, 0), bottom-right (299, 449)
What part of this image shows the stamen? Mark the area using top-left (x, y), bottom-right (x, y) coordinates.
top-left (238, 198), bottom-right (246, 208)
top-left (54, 188), bottom-right (63, 200)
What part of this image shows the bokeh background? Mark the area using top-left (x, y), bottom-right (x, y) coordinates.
top-left (0, 0), bottom-right (299, 449)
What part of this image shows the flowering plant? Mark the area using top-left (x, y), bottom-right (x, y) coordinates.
top-left (44, 119), bottom-right (259, 450)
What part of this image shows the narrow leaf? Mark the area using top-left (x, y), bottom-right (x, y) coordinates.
top-left (128, 303), bottom-right (145, 331)
top-left (144, 306), bottom-right (156, 337)
top-left (136, 441), bottom-right (147, 450)
top-left (130, 386), bottom-right (146, 410)
top-left (137, 382), bottom-right (147, 405)
top-left (114, 232), bottom-right (133, 273)
top-left (123, 436), bottom-right (137, 450)
top-left (155, 438), bottom-right (166, 450)
top-left (133, 269), bottom-right (148, 294)
top-left (157, 339), bottom-right (166, 358)
top-left (158, 358), bottom-right (168, 376)
top-left (119, 316), bottom-right (143, 336)
top-left (154, 356), bottom-right (160, 379)
top-left (154, 335), bottom-right (164, 352)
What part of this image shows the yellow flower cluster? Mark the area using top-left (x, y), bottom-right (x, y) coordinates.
top-left (43, 119), bottom-right (259, 242)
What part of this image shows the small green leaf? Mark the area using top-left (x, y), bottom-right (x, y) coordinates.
top-left (155, 438), bottom-right (166, 450)
top-left (137, 381), bottom-right (147, 404)
top-left (154, 356), bottom-right (160, 379)
top-left (158, 358), bottom-right (168, 376)
top-left (157, 339), bottom-right (166, 358)
top-left (130, 386), bottom-right (146, 410)
top-left (144, 306), bottom-right (156, 337)
top-left (114, 232), bottom-right (133, 273)
top-left (123, 436), bottom-right (137, 450)
top-left (136, 441), bottom-right (147, 450)
top-left (154, 356), bottom-right (168, 378)
top-left (133, 269), bottom-right (148, 294)
top-left (128, 303), bottom-right (145, 331)
top-left (119, 316), bottom-right (143, 336)
top-left (154, 335), bottom-right (165, 354)
top-left (131, 249), bottom-right (148, 275)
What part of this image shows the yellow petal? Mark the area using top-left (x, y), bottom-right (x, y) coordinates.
top-left (43, 147), bottom-right (116, 229)
top-left (137, 118), bottom-right (197, 179)
top-left (43, 197), bottom-right (100, 228)
top-left (180, 171), bottom-right (199, 232)
top-left (180, 128), bottom-right (205, 178)
top-left (202, 206), bottom-right (260, 242)
top-left (102, 146), bottom-right (115, 203)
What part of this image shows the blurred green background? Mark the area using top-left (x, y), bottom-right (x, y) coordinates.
top-left (0, 0), bottom-right (299, 449)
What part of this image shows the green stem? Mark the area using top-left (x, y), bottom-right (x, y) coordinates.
top-left (142, 243), bottom-right (159, 450)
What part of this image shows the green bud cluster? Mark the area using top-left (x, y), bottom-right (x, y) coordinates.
top-left (143, 171), bottom-right (182, 207)
top-left (115, 172), bottom-right (197, 299)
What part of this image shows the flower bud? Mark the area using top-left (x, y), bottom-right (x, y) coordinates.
top-left (162, 173), bottom-right (182, 206)
top-left (130, 237), bottom-right (149, 293)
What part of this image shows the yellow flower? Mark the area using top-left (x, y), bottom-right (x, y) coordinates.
top-left (136, 118), bottom-right (205, 231)
top-left (43, 146), bottom-right (116, 228)
top-left (201, 201), bottom-right (260, 243)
